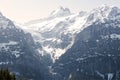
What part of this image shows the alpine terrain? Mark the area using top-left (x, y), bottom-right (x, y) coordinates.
top-left (0, 12), bottom-right (52, 80)
top-left (0, 5), bottom-right (120, 80)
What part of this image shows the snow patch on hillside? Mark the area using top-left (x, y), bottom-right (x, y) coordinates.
top-left (20, 5), bottom-right (120, 61)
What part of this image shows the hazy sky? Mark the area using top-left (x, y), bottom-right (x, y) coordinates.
top-left (0, 0), bottom-right (120, 23)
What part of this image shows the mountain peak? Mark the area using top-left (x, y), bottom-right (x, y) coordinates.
top-left (92, 4), bottom-right (112, 13)
top-left (0, 12), bottom-right (4, 18)
top-left (50, 6), bottom-right (71, 17)
top-left (93, 5), bottom-right (120, 18)
top-left (99, 4), bottom-right (111, 9)
top-left (0, 12), bottom-right (16, 29)
top-left (59, 6), bottom-right (64, 10)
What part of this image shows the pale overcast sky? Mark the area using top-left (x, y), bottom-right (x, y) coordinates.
top-left (0, 0), bottom-right (120, 23)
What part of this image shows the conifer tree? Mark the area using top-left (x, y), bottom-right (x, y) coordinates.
top-left (0, 68), bottom-right (16, 80)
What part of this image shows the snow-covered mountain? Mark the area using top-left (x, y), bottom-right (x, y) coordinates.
top-left (23, 7), bottom-right (87, 62)
top-left (52, 6), bottom-right (120, 80)
top-left (0, 4), bottom-right (120, 80)
top-left (0, 12), bottom-right (52, 80)
top-left (22, 5), bottom-right (120, 80)
top-left (23, 5), bottom-right (120, 62)
top-left (50, 6), bottom-right (71, 18)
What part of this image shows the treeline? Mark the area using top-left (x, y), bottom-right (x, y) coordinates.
top-left (0, 68), bottom-right (16, 80)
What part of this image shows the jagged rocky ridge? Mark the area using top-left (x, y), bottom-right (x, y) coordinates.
top-left (23, 5), bottom-right (120, 63)
top-left (52, 6), bottom-right (120, 80)
top-left (0, 13), bottom-right (52, 80)
top-left (0, 5), bottom-right (120, 80)
top-left (21, 5), bottom-right (120, 80)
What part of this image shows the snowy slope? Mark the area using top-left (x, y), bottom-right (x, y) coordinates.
top-left (52, 5), bottom-right (120, 80)
top-left (22, 5), bottom-right (120, 62)
top-left (0, 4), bottom-right (119, 80)
top-left (0, 12), bottom-right (52, 80)
top-left (22, 8), bottom-right (88, 62)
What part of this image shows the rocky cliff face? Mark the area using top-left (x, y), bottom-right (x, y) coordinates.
top-left (0, 13), bottom-right (52, 80)
top-left (0, 5), bottom-right (120, 80)
top-left (52, 6), bottom-right (120, 80)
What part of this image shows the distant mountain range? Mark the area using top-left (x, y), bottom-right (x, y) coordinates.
top-left (0, 5), bottom-right (120, 80)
